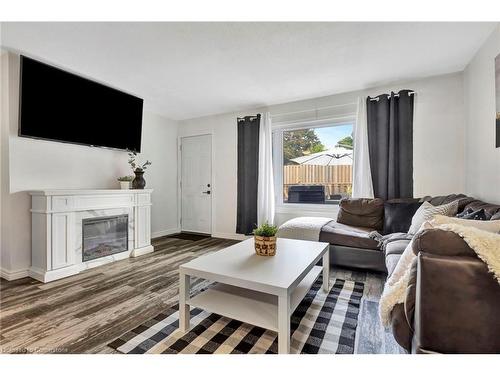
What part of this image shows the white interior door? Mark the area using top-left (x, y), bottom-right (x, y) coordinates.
top-left (181, 134), bottom-right (212, 234)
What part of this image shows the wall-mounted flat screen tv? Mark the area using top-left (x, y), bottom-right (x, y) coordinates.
top-left (19, 55), bottom-right (144, 152)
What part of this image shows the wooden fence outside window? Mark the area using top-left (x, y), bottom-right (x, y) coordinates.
top-left (283, 164), bottom-right (353, 200)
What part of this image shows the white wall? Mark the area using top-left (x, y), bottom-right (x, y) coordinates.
top-left (0, 52), bottom-right (179, 278)
top-left (464, 25), bottom-right (500, 204)
top-left (1, 51), bottom-right (9, 274)
top-left (140, 112), bottom-right (179, 237)
top-left (180, 72), bottom-right (466, 235)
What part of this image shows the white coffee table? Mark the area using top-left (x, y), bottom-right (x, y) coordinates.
top-left (178, 237), bottom-right (330, 354)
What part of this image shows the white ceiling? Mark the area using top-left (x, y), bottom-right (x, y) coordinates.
top-left (1, 22), bottom-right (497, 120)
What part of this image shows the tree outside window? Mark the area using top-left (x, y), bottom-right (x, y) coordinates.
top-left (281, 125), bottom-right (354, 204)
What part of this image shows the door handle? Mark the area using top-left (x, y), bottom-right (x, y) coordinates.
top-left (202, 191), bottom-right (211, 195)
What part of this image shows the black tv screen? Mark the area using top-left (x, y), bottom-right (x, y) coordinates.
top-left (19, 56), bottom-right (144, 152)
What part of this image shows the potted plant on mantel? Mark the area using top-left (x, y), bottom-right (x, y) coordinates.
top-left (128, 150), bottom-right (152, 189)
top-left (117, 175), bottom-right (134, 190)
top-left (253, 222), bottom-right (278, 256)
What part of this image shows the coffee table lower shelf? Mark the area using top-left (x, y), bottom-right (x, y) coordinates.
top-left (187, 265), bottom-right (322, 332)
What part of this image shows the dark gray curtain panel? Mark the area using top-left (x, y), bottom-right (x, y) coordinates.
top-left (236, 114), bottom-right (260, 235)
top-left (367, 90), bottom-right (414, 200)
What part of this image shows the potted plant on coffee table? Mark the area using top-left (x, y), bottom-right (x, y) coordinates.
top-left (253, 222), bottom-right (278, 256)
top-left (117, 176), bottom-right (134, 190)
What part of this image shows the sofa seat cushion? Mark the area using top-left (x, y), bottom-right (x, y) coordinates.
top-left (319, 221), bottom-right (380, 250)
top-left (385, 253), bottom-right (403, 277)
top-left (385, 239), bottom-right (411, 256)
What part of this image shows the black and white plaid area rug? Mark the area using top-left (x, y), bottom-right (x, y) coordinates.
top-left (109, 277), bottom-right (364, 354)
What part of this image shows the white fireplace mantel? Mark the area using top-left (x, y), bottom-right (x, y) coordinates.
top-left (29, 189), bottom-right (154, 283)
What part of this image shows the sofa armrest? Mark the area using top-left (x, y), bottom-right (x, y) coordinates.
top-left (404, 258), bottom-right (418, 329)
top-left (389, 258), bottom-right (418, 352)
top-left (412, 228), bottom-right (476, 257)
top-left (413, 252), bottom-right (500, 353)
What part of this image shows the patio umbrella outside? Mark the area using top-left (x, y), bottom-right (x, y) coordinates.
top-left (290, 147), bottom-right (353, 166)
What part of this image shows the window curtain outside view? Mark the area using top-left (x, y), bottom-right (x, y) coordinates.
top-left (282, 123), bottom-right (354, 204)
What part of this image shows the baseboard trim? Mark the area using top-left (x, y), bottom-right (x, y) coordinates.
top-left (130, 245), bottom-right (154, 257)
top-left (152, 228), bottom-right (181, 239)
top-left (211, 232), bottom-right (249, 241)
top-left (29, 265), bottom-right (81, 283)
top-left (1, 267), bottom-right (30, 281)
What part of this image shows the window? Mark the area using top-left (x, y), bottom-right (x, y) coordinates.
top-left (273, 121), bottom-right (354, 207)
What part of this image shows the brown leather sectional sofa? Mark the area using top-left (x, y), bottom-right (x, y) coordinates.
top-left (320, 197), bottom-right (386, 271)
top-left (318, 194), bottom-right (500, 353)
top-left (393, 228), bottom-right (500, 353)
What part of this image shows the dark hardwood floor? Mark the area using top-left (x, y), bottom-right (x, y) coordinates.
top-left (0, 235), bottom-right (401, 354)
top-left (0, 236), bottom-right (238, 353)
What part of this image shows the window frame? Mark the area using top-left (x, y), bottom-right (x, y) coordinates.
top-left (272, 116), bottom-right (356, 214)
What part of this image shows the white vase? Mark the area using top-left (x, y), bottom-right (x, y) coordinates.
top-left (120, 181), bottom-right (130, 190)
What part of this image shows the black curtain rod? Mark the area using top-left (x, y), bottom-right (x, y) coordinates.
top-left (237, 114), bottom-right (260, 121)
top-left (368, 91), bottom-right (415, 102)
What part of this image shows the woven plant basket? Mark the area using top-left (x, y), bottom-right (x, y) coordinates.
top-left (254, 236), bottom-right (276, 256)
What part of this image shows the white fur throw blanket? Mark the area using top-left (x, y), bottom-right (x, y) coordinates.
top-left (379, 222), bottom-right (500, 326)
top-left (276, 217), bottom-right (333, 241)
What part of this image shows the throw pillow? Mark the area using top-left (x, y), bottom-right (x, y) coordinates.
top-left (432, 214), bottom-right (500, 233)
top-left (383, 201), bottom-right (422, 234)
top-left (408, 200), bottom-right (459, 235)
top-left (456, 207), bottom-right (474, 218)
top-left (461, 208), bottom-right (491, 221)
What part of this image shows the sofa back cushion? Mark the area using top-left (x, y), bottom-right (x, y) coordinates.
top-left (337, 198), bottom-right (384, 230)
top-left (462, 199), bottom-right (500, 219)
top-left (420, 194), bottom-right (474, 213)
top-left (383, 201), bottom-right (422, 234)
